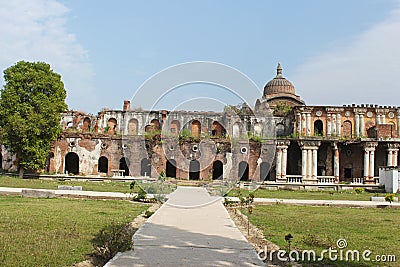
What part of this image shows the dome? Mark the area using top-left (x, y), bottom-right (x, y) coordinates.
top-left (263, 63), bottom-right (296, 96)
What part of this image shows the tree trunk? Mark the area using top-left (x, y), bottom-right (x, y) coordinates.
top-left (19, 166), bottom-right (25, 178)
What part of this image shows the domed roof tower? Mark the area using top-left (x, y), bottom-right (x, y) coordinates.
top-left (262, 63), bottom-right (305, 108)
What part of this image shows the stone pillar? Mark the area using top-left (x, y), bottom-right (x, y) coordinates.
top-left (382, 114), bottom-right (385, 124)
top-left (332, 115), bottom-right (337, 136)
top-left (299, 141), bottom-right (320, 184)
top-left (336, 114), bottom-right (341, 137)
top-left (332, 143), bottom-right (340, 183)
top-left (302, 113), bottom-right (307, 136)
top-left (387, 150), bottom-right (393, 167)
top-left (363, 150), bottom-right (370, 180)
top-left (355, 114), bottom-right (360, 137)
top-left (369, 150), bottom-right (375, 179)
top-left (363, 142), bottom-right (378, 183)
top-left (302, 148), bottom-right (307, 181)
top-left (359, 114), bottom-right (365, 137)
top-left (377, 114), bottom-right (381, 125)
top-left (306, 113), bottom-right (311, 136)
top-left (276, 148), bottom-right (282, 180)
top-left (276, 141), bottom-right (290, 182)
top-left (312, 148), bottom-right (318, 180)
top-left (394, 150), bottom-right (398, 167)
top-left (327, 114), bottom-right (332, 137)
top-left (297, 113), bottom-right (302, 136)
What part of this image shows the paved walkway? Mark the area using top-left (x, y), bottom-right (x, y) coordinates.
top-left (105, 187), bottom-right (264, 267)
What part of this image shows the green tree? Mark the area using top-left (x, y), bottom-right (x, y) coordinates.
top-left (0, 61), bottom-right (67, 176)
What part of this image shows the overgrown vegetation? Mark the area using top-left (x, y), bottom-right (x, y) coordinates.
top-left (0, 196), bottom-right (146, 267)
top-left (272, 102), bottom-right (293, 117)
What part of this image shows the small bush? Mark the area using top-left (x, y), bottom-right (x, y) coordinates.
top-left (144, 210), bottom-right (154, 218)
top-left (91, 222), bottom-right (135, 263)
top-left (134, 188), bottom-right (147, 201)
top-left (354, 187), bottom-right (364, 194)
top-left (385, 193), bottom-right (395, 203)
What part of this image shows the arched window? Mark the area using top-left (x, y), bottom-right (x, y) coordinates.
top-left (343, 120), bottom-right (352, 137)
top-left (166, 159), bottom-right (177, 178)
top-left (151, 119), bottom-right (161, 131)
top-left (119, 157), bottom-right (130, 176)
top-left (189, 160), bottom-right (200, 180)
top-left (170, 120), bottom-right (180, 135)
top-left (107, 118), bottom-right (117, 134)
top-left (211, 121), bottom-right (224, 137)
top-left (98, 156), bottom-right (108, 173)
top-left (128, 118), bottom-right (139, 135)
top-left (238, 161), bottom-right (249, 181)
top-left (314, 120), bottom-right (323, 136)
top-left (232, 122), bottom-right (242, 138)
top-left (191, 120), bottom-right (201, 138)
top-left (212, 160), bottom-right (223, 180)
top-left (65, 152), bottom-right (79, 175)
top-left (82, 117), bottom-right (91, 131)
top-left (276, 123), bottom-right (285, 137)
top-left (140, 158), bottom-right (151, 177)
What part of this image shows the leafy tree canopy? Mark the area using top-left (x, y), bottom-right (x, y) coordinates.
top-left (0, 61), bottom-right (67, 173)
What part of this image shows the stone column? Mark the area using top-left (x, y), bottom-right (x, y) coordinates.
top-left (355, 114), bottom-right (360, 137)
top-left (359, 114), bottom-right (365, 137)
top-left (394, 150), bottom-right (398, 166)
top-left (336, 114), bottom-right (341, 137)
top-left (282, 147), bottom-right (288, 179)
top-left (276, 148), bottom-right (282, 180)
top-left (297, 113), bottom-right (302, 136)
top-left (363, 150), bottom-right (370, 180)
top-left (382, 114), bottom-right (385, 124)
top-left (387, 150), bottom-right (393, 167)
top-left (326, 114), bottom-right (332, 137)
top-left (376, 114), bottom-right (381, 125)
top-left (299, 141), bottom-right (320, 184)
top-left (307, 149), bottom-right (312, 179)
top-left (363, 142), bottom-right (378, 183)
top-left (302, 113), bottom-right (307, 136)
top-left (302, 148), bottom-right (307, 181)
top-left (306, 113), bottom-right (311, 136)
top-left (369, 150), bottom-right (375, 179)
top-left (332, 143), bottom-right (340, 183)
top-left (332, 115), bottom-right (337, 136)
top-left (312, 148), bottom-right (318, 180)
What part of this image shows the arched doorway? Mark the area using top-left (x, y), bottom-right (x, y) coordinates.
top-left (314, 120), bottom-right (323, 136)
top-left (128, 118), bottom-right (138, 135)
top-left (191, 120), bottom-right (201, 138)
top-left (119, 157), bottom-right (130, 176)
top-left (65, 152), bottom-right (79, 175)
top-left (166, 159), bottom-right (177, 178)
top-left (212, 160), bottom-right (223, 180)
top-left (141, 158), bottom-right (151, 176)
top-left (189, 160), bottom-right (200, 180)
top-left (151, 119), bottom-right (161, 131)
top-left (260, 162), bottom-right (270, 181)
top-left (98, 156), bottom-right (108, 173)
top-left (238, 161), bottom-right (249, 181)
top-left (232, 122), bottom-right (241, 138)
top-left (170, 120), bottom-right (180, 136)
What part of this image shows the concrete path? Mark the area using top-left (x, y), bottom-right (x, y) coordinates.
top-left (105, 187), bottom-right (264, 267)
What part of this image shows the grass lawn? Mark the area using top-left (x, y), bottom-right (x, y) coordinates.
top-left (246, 204), bottom-right (400, 266)
top-left (228, 188), bottom-right (399, 201)
top-left (0, 196), bottom-right (147, 267)
top-left (0, 175), bottom-right (139, 193)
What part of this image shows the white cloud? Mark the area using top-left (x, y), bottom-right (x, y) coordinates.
top-left (0, 0), bottom-right (96, 112)
top-left (292, 2), bottom-right (400, 107)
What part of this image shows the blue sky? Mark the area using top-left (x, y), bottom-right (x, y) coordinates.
top-left (1, 0), bottom-right (400, 113)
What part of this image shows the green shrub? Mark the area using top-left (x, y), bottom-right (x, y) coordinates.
top-left (91, 222), bottom-right (135, 263)
top-left (354, 187), bottom-right (364, 194)
top-left (144, 210), bottom-right (155, 218)
top-left (385, 193), bottom-right (395, 203)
